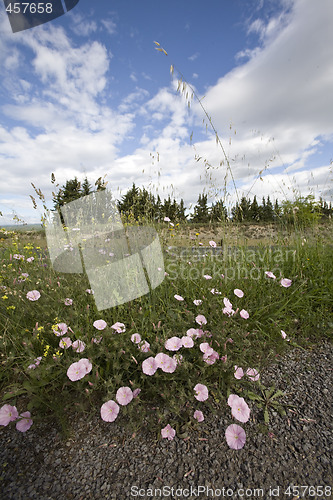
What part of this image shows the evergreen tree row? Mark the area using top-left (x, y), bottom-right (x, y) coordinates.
top-left (52, 177), bottom-right (333, 224)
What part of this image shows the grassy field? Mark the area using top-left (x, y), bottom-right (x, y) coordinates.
top-left (0, 219), bottom-right (332, 438)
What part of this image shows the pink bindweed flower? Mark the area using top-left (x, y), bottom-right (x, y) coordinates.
top-left (246, 368), bottom-right (260, 381)
top-left (67, 358), bottom-right (92, 381)
top-left (186, 328), bottom-right (200, 338)
top-left (163, 217), bottom-right (171, 222)
top-left (59, 337), bottom-right (72, 349)
top-left (280, 278), bottom-right (292, 288)
top-left (194, 383), bottom-right (209, 402)
top-left (220, 355), bottom-right (227, 363)
top-left (111, 322), bottom-right (126, 333)
top-left (182, 336), bottom-right (194, 348)
top-left (100, 400), bottom-right (119, 422)
top-left (53, 322), bottom-right (68, 336)
top-left (131, 333), bottom-right (141, 344)
top-left (234, 288), bottom-right (244, 298)
top-left (16, 411), bottom-right (33, 432)
top-left (194, 410), bottom-right (204, 422)
top-left (228, 394), bottom-right (251, 423)
top-left (203, 350), bottom-right (219, 365)
top-left (203, 274), bottom-right (212, 280)
top-left (193, 299), bottom-right (202, 306)
top-left (116, 387), bottom-right (133, 406)
top-left (239, 309), bottom-right (249, 319)
top-left (138, 341), bottom-right (150, 352)
top-left (85, 289), bottom-right (94, 294)
top-left (265, 271), bottom-right (276, 279)
top-left (200, 343), bottom-right (214, 356)
top-left (0, 404), bottom-right (18, 426)
top-left (93, 319), bottom-right (107, 330)
top-left (223, 297), bottom-right (233, 309)
top-left (64, 298), bottom-right (73, 306)
top-left (142, 357), bottom-right (158, 376)
top-left (26, 290), bottom-right (41, 301)
top-left (155, 353), bottom-right (177, 373)
top-left (234, 366), bottom-right (244, 379)
top-left (281, 330), bottom-right (290, 341)
top-left (165, 336), bottom-right (183, 351)
top-left (225, 424), bottom-right (246, 449)
top-left (209, 240), bottom-right (217, 247)
top-left (26, 257), bottom-right (34, 263)
top-left (161, 424), bottom-right (176, 440)
top-left (72, 340), bottom-right (86, 353)
top-left (133, 388), bottom-right (141, 398)
top-left (210, 288), bottom-right (221, 295)
top-left (195, 314), bottom-right (207, 326)
top-left (174, 294), bottom-right (184, 301)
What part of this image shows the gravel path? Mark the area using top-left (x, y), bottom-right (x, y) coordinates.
top-left (1, 341), bottom-right (332, 500)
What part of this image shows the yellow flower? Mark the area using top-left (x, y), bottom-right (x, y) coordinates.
top-left (1, 295), bottom-right (8, 300)
top-left (195, 233), bottom-right (199, 236)
top-left (7, 305), bottom-right (15, 311)
top-left (43, 345), bottom-right (50, 357)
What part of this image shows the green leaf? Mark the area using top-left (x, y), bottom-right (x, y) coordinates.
top-left (264, 408), bottom-right (269, 424)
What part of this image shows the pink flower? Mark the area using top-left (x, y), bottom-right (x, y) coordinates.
top-left (0, 404), bottom-right (18, 426)
top-left (26, 257), bottom-right (34, 263)
top-left (64, 298), bottom-right (73, 306)
top-left (138, 341), bottom-right (150, 352)
top-left (72, 340), bottom-right (86, 353)
top-left (93, 319), bottom-right (107, 330)
top-left (131, 333), bottom-right (141, 344)
top-left (203, 274), bottom-right (212, 280)
top-left (186, 328), bottom-right (200, 338)
top-left (228, 394), bottom-right (251, 423)
top-left (79, 358), bottom-right (92, 375)
top-left (200, 343), bottom-right (214, 356)
top-left (100, 400), bottom-right (120, 422)
top-left (210, 288), bottom-right (221, 295)
top-left (174, 294), bottom-right (184, 301)
top-left (182, 336), bottom-right (194, 348)
top-left (165, 336), bottom-right (182, 351)
top-left (161, 424), bottom-right (176, 440)
top-left (203, 350), bottom-right (219, 365)
top-left (225, 424), bottom-right (246, 449)
top-left (111, 322), bottom-right (126, 333)
top-left (281, 330), bottom-right (290, 341)
top-left (67, 358), bottom-right (92, 381)
top-left (133, 388), bottom-right (141, 398)
top-left (195, 314), bottom-right (207, 326)
top-left (85, 289), bottom-right (94, 294)
top-left (281, 278), bottom-right (292, 288)
top-left (53, 322), bottom-right (68, 336)
top-left (194, 383), bottom-right (209, 402)
top-left (265, 271), bottom-right (276, 279)
top-left (142, 357), bottom-right (158, 375)
top-left (239, 309), bottom-right (249, 319)
top-left (193, 299), bottom-right (202, 306)
top-left (116, 387), bottom-right (133, 406)
top-left (194, 410), bottom-right (204, 422)
top-left (234, 366), bottom-right (244, 379)
top-left (16, 411), bottom-right (33, 432)
top-left (209, 240), bottom-right (217, 247)
top-left (234, 288), bottom-right (244, 298)
top-left (59, 337), bottom-right (72, 349)
top-left (223, 297), bottom-right (233, 309)
top-left (164, 217), bottom-right (171, 222)
top-left (26, 290), bottom-right (41, 301)
top-left (246, 368), bottom-right (260, 381)
top-left (155, 353), bottom-right (177, 373)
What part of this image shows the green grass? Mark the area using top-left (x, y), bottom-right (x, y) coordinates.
top-left (0, 221), bottom-right (332, 437)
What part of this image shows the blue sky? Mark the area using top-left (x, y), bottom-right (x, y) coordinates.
top-left (0, 0), bottom-right (332, 224)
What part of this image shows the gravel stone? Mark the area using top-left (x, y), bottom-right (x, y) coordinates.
top-left (0, 341), bottom-right (332, 499)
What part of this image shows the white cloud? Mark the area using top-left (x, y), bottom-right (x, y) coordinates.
top-left (101, 19), bottom-right (117, 35)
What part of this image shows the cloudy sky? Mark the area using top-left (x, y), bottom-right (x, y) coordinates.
top-left (0, 0), bottom-right (332, 224)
